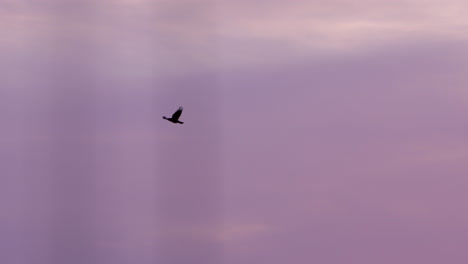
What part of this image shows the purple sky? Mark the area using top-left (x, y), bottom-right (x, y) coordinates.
top-left (2, 0), bottom-right (468, 263)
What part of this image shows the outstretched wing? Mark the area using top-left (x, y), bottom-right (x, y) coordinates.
top-left (171, 107), bottom-right (183, 120)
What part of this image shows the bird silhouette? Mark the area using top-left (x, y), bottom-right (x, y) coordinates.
top-left (163, 107), bottom-right (184, 124)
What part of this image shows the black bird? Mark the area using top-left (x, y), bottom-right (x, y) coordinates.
top-left (163, 106), bottom-right (184, 124)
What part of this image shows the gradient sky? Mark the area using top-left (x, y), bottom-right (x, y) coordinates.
top-left (2, 0), bottom-right (468, 263)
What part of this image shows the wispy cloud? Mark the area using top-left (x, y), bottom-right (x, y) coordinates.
top-left (3, 0), bottom-right (467, 77)
top-left (218, 0), bottom-right (468, 60)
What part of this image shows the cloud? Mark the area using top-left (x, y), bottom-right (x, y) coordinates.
top-left (218, 0), bottom-right (468, 57)
top-left (3, 0), bottom-right (468, 78)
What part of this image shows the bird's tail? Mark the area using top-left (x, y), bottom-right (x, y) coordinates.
top-left (178, 121), bottom-right (184, 124)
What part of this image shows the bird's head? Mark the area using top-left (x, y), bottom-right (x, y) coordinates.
top-left (162, 116), bottom-right (168, 120)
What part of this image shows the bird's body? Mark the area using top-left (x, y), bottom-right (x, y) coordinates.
top-left (163, 107), bottom-right (184, 124)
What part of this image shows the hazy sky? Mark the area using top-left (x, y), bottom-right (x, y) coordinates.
top-left (2, 0), bottom-right (468, 263)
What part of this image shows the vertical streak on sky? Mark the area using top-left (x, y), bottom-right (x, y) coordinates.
top-left (151, 2), bottom-right (224, 263)
top-left (45, 1), bottom-right (99, 263)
